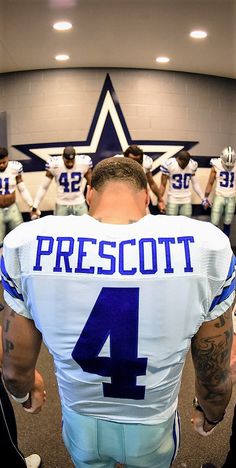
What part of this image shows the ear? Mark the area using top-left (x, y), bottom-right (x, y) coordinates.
top-left (86, 185), bottom-right (92, 205)
top-left (145, 188), bottom-right (150, 207)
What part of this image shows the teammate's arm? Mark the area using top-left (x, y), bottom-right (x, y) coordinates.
top-left (204, 167), bottom-right (216, 199)
top-left (16, 174), bottom-right (34, 209)
top-left (2, 304), bottom-right (45, 413)
top-left (146, 171), bottom-right (165, 212)
top-left (191, 306), bottom-right (233, 433)
top-left (32, 170), bottom-right (53, 214)
top-left (158, 173), bottom-right (169, 199)
top-left (191, 174), bottom-right (204, 201)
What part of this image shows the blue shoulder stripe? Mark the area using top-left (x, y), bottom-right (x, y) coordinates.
top-left (209, 276), bottom-right (235, 312)
top-left (226, 255), bottom-right (236, 281)
top-left (1, 277), bottom-right (24, 301)
top-left (1, 256), bottom-right (24, 301)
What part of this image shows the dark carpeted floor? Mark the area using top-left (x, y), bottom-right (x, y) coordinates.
top-left (0, 287), bottom-right (235, 468)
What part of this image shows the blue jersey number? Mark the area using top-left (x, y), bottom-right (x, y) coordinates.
top-left (172, 173), bottom-right (191, 189)
top-left (220, 171), bottom-right (235, 188)
top-left (0, 177), bottom-right (10, 195)
top-left (72, 287), bottom-right (147, 399)
top-left (59, 172), bottom-right (82, 192)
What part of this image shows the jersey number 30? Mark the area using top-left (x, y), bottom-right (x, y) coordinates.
top-left (72, 287), bottom-right (147, 400)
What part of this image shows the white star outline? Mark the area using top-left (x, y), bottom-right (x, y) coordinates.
top-left (24, 89), bottom-right (194, 173)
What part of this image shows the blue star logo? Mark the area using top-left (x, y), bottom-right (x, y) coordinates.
top-left (13, 74), bottom-right (198, 175)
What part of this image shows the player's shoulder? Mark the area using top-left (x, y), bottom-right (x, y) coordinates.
top-left (160, 157), bottom-right (175, 171)
top-left (210, 157), bottom-right (220, 168)
top-left (9, 160), bottom-right (23, 173)
top-left (76, 154), bottom-right (93, 166)
top-left (3, 216), bottom-right (55, 250)
top-left (148, 215), bottom-right (230, 251)
top-left (142, 154), bottom-right (153, 170)
top-left (46, 156), bottom-right (61, 170)
top-left (189, 158), bottom-right (198, 170)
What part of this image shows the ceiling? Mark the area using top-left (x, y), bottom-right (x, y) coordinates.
top-left (0, 0), bottom-right (235, 79)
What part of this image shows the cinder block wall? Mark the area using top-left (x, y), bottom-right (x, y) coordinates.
top-left (0, 68), bottom-right (235, 240)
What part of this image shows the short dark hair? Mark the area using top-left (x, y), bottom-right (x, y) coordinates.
top-left (91, 157), bottom-right (147, 191)
top-left (0, 147), bottom-right (8, 159)
top-left (176, 150), bottom-right (190, 164)
top-left (63, 146), bottom-right (76, 160)
top-left (123, 145), bottom-right (143, 158)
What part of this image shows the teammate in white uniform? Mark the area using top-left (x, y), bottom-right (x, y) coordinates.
top-left (1, 158), bottom-right (234, 468)
top-left (32, 146), bottom-right (93, 217)
top-left (0, 146), bottom-right (35, 246)
top-left (203, 146), bottom-right (236, 237)
top-left (159, 150), bottom-right (205, 216)
top-left (122, 145), bottom-right (165, 213)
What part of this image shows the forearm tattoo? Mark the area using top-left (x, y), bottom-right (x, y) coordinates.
top-left (3, 309), bottom-right (16, 354)
top-left (191, 309), bottom-right (233, 401)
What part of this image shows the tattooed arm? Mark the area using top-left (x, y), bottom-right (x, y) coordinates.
top-left (2, 305), bottom-right (45, 413)
top-left (191, 306), bottom-right (233, 432)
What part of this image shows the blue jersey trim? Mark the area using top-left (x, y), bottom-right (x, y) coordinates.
top-left (209, 277), bottom-right (235, 312)
top-left (226, 255), bottom-right (236, 281)
top-left (1, 256), bottom-right (24, 301)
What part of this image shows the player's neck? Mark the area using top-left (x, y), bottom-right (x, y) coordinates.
top-left (89, 191), bottom-right (147, 224)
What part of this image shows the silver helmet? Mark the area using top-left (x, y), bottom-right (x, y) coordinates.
top-left (220, 146), bottom-right (236, 170)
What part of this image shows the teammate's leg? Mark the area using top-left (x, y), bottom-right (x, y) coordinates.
top-left (72, 202), bottom-right (88, 216)
top-left (179, 203), bottom-right (192, 217)
top-left (223, 197), bottom-right (235, 237)
top-left (210, 195), bottom-right (224, 226)
top-left (7, 203), bottom-right (23, 232)
top-left (166, 203), bottom-right (180, 216)
top-left (54, 204), bottom-right (70, 216)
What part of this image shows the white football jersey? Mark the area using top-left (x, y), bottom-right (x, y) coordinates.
top-left (0, 161), bottom-right (23, 195)
top-left (2, 215), bottom-right (235, 424)
top-left (46, 155), bottom-right (93, 205)
top-left (160, 157), bottom-right (198, 203)
top-left (210, 158), bottom-right (236, 197)
top-left (114, 154), bottom-right (153, 174)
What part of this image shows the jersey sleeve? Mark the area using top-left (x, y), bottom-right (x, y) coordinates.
top-left (143, 155), bottom-right (153, 171)
top-left (1, 226), bottom-right (31, 318)
top-left (210, 158), bottom-right (217, 168)
top-left (160, 158), bottom-right (172, 176)
top-left (45, 156), bottom-right (58, 174)
top-left (205, 237), bottom-right (235, 320)
top-left (79, 154), bottom-right (93, 169)
top-left (12, 160), bottom-right (23, 175)
top-left (190, 159), bottom-right (198, 174)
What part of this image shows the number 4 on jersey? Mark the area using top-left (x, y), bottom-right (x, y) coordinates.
top-left (72, 287), bottom-right (147, 399)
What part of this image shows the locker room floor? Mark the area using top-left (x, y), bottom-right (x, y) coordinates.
top-left (0, 285), bottom-right (235, 468)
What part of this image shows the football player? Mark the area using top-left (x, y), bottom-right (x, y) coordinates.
top-left (31, 146), bottom-right (93, 216)
top-left (0, 146), bottom-right (36, 246)
top-left (117, 145), bottom-right (165, 213)
top-left (1, 157), bottom-right (234, 468)
top-left (203, 146), bottom-right (236, 237)
top-left (159, 149), bottom-right (205, 216)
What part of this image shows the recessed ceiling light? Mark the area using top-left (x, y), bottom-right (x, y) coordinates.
top-left (53, 21), bottom-right (72, 31)
top-left (55, 54), bottom-right (70, 61)
top-left (156, 56), bottom-right (170, 64)
top-left (190, 30), bottom-right (207, 39)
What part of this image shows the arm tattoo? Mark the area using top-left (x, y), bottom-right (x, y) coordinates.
top-left (3, 308), bottom-right (16, 354)
top-left (191, 312), bottom-right (233, 402)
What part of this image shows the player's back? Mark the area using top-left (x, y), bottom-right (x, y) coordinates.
top-left (2, 214), bottom-right (233, 424)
